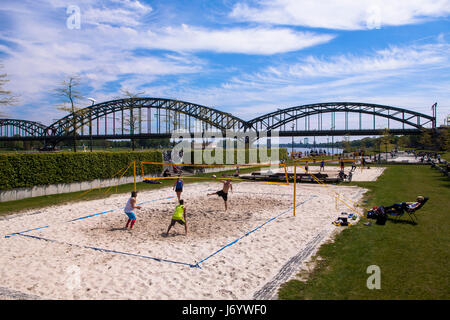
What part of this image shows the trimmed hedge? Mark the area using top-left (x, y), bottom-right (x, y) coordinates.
top-left (0, 151), bottom-right (163, 190)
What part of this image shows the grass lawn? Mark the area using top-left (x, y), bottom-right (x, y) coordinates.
top-left (278, 164), bottom-right (450, 299)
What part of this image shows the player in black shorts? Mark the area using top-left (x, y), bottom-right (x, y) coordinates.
top-left (207, 177), bottom-right (233, 211)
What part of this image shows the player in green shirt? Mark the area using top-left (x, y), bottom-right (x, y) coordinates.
top-left (165, 199), bottom-right (187, 236)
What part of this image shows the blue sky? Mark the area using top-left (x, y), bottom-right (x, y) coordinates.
top-left (0, 0), bottom-right (449, 133)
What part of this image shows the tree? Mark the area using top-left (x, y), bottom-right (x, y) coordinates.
top-left (397, 135), bottom-right (410, 149)
top-left (120, 89), bottom-right (145, 151)
top-left (380, 128), bottom-right (394, 159)
top-left (419, 129), bottom-right (433, 150)
top-left (0, 64), bottom-right (18, 117)
top-left (444, 127), bottom-right (450, 151)
top-left (342, 134), bottom-right (351, 153)
top-left (54, 76), bottom-right (84, 152)
top-left (437, 127), bottom-right (449, 151)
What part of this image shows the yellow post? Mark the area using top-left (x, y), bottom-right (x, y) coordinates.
top-left (133, 160), bottom-right (137, 192)
top-left (361, 153), bottom-right (363, 172)
top-left (293, 163), bottom-right (296, 216)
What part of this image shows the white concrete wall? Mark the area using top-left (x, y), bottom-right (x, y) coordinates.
top-left (0, 175), bottom-right (141, 202)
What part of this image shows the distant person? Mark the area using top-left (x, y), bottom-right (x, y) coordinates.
top-left (207, 176), bottom-right (233, 211)
top-left (124, 191), bottom-right (142, 230)
top-left (320, 159), bottom-right (325, 172)
top-left (351, 160), bottom-right (357, 172)
top-left (163, 168), bottom-right (171, 177)
top-left (340, 159), bottom-right (345, 171)
top-left (173, 176), bottom-right (183, 202)
top-left (166, 200), bottom-right (187, 236)
top-left (304, 161), bottom-right (309, 173)
top-left (233, 166), bottom-right (240, 177)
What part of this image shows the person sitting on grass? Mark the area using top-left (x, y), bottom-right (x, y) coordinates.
top-left (124, 191), bottom-right (142, 230)
top-left (163, 168), bottom-right (171, 177)
top-left (166, 199), bottom-right (187, 236)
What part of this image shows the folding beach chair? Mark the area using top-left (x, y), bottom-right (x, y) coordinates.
top-left (386, 197), bottom-right (429, 224)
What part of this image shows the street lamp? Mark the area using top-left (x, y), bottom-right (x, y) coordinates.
top-left (291, 123), bottom-right (295, 157)
top-left (331, 125), bottom-right (335, 159)
top-left (327, 137), bottom-right (329, 154)
top-left (87, 98), bottom-right (96, 152)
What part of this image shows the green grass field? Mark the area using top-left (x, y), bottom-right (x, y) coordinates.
top-left (278, 164), bottom-right (450, 299)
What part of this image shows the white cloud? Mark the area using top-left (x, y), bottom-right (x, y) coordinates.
top-left (0, 1), bottom-right (204, 117)
top-left (149, 42), bottom-right (450, 124)
top-left (82, 0), bottom-right (152, 27)
top-left (2, 0), bottom-right (448, 127)
top-left (138, 24), bottom-right (334, 55)
top-left (230, 43), bottom-right (450, 87)
top-left (230, 0), bottom-right (450, 30)
top-left (0, 0), bottom-right (337, 123)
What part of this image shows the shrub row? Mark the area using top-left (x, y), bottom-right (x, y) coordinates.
top-left (0, 151), bottom-right (163, 190)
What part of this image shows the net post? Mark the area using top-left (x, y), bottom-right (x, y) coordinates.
top-left (293, 163), bottom-right (296, 216)
top-left (133, 161), bottom-right (137, 192)
top-left (361, 153), bottom-right (363, 172)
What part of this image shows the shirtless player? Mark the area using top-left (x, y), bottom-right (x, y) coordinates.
top-left (207, 176), bottom-right (233, 211)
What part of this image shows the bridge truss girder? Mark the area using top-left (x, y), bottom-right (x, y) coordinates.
top-left (246, 102), bottom-right (435, 132)
top-left (0, 119), bottom-right (48, 138)
top-left (0, 100), bottom-right (437, 143)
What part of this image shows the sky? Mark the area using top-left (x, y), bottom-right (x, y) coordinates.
top-left (0, 0), bottom-right (450, 138)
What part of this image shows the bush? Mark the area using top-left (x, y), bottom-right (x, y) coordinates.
top-left (0, 151), bottom-right (162, 190)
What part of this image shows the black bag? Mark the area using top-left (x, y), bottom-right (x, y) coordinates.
top-left (375, 206), bottom-right (387, 225)
top-left (339, 217), bottom-right (349, 226)
top-left (367, 210), bottom-right (378, 219)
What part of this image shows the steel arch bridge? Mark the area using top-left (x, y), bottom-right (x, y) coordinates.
top-left (0, 119), bottom-right (48, 139)
top-left (247, 102), bottom-right (436, 137)
top-left (46, 98), bottom-right (247, 138)
top-left (0, 98), bottom-right (437, 144)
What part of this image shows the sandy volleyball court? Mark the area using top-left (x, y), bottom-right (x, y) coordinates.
top-left (0, 168), bottom-right (383, 300)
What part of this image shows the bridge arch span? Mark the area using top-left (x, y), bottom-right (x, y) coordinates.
top-left (0, 119), bottom-right (48, 138)
top-left (247, 102), bottom-right (435, 132)
top-left (46, 97), bottom-right (248, 140)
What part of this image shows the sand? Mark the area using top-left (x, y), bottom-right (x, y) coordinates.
top-left (280, 165), bottom-right (385, 182)
top-left (0, 167), bottom-right (384, 300)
